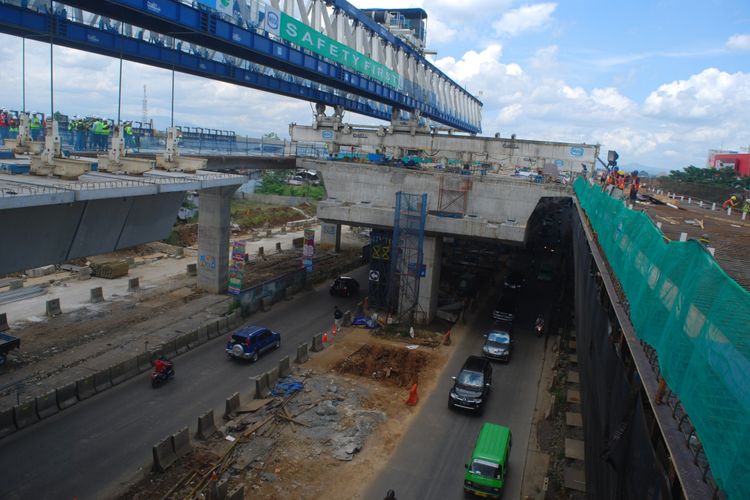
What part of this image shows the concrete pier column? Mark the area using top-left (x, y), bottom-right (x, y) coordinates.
top-left (197, 186), bottom-right (239, 293)
top-left (414, 236), bottom-right (442, 324)
top-left (320, 222), bottom-right (341, 251)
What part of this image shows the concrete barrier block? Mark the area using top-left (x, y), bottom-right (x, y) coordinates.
top-left (279, 356), bottom-right (291, 378)
top-left (296, 342), bottom-right (309, 363)
top-left (224, 392), bottom-right (240, 419)
top-left (192, 326), bottom-right (209, 346)
top-left (266, 229), bottom-right (272, 237)
top-left (152, 436), bottom-right (178, 472)
top-left (78, 267), bottom-right (92, 280)
top-left (160, 339), bottom-right (179, 359)
top-left (212, 479), bottom-right (229, 500)
top-left (111, 357), bottom-right (139, 385)
top-left (35, 390), bottom-right (59, 419)
top-left (311, 333), bottom-right (324, 352)
top-left (93, 368), bottom-right (112, 393)
top-left (76, 375), bottom-right (96, 400)
top-left (0, 408), bottom-right (16, 438)
top-left (13, 400), bottom-right (39, 429)
top-left (261, 297), bottom-right (272, 312)
top-left (171, 427), bottom-right (192, 458)
top-left (128, 277), bottom-right (140, 291)
top-left (185, 330), bottom-right (201, 350)
top-left (267, 366), bottom-right (280, 389)
top-left (218, 317), bottom-right (229, 334)
top-left (89, 287), bottom-right (104, 304)
top-left (174, 335), bottom-right (190, 354)
top-left (46, 298), bottom-right (62, 317)
top-left (0, 312), bottom-right (9, 332)
top-left (186, 263), bottom-right (197, 276)
top-left (56, 382), bottom-right (78, 410)
top-left (228, 485), bottom-right (245, 500)
top-left (228, 310), bottom-right (241, 328)
top-left (284, 286), bottom-right (294, 301)
top-left (254, 372), bottom-right (270, 399)
top-left (343, 310), bottom-right (352, 326)
top-left (9, 279), bottom-right (23, 290)
top-left (275, 242), bottom-right (282, 252)
top-left (196, 409), bottom-right (217, 440)
top-left (137, 352), bottom-right (153, 373)
top-left (257, 246), bottom-right (264, 257)
top-left (205, 320), bottom-right (219, 339)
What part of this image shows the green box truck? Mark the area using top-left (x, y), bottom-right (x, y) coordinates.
top-left (464, 422), bottom-right (512, 498)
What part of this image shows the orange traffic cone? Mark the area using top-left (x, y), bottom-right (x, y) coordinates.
top-left (332, 323), bottom-right (338, 336)
top-left (322, 331), bottom-right (329, 343)
top-left (406, 383), bottom-right (419, 406)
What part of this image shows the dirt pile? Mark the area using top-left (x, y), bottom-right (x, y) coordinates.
top-left (335, 344), bottom-right (428, 387)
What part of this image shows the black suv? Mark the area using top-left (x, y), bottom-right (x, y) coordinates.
top-left (449, 356), bottom-right (493, 413)
top-left (492, 294), bottom-right (517, 323)
top-left (330, 276), bottom-right (360, 297)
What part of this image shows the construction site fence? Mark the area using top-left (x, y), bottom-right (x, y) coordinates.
top-left (573, 177), bottom-right (750, 499)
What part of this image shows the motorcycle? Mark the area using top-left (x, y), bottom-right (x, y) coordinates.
top-left (150, 364), bottom-right (175, 388)
top-left (535, 318), bottom-right (545, 337)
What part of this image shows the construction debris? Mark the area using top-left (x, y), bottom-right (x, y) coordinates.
top-left (90, 260), bottom-right (130, 279)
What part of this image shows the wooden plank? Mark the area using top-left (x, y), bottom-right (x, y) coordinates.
top-left (236, 398), bottom-right (274, 414)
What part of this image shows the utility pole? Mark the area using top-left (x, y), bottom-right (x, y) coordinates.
top-left (141, 85), bottom-right (148, 124)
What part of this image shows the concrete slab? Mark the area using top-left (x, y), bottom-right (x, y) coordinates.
top-left (568, 339), bottom-right (577, 351)
top-left (566, 389), bottom-right (580, 404)
top-left (565, 438), bottom-right (585, 461)
top-left (566, 412), bottom-right (583, 428)
top-left (564, 467), bottom-right (586, 492)
top-left (569, 354), bottom-right (578, 364)
top-left (567, 371), bottom-right (580, 383)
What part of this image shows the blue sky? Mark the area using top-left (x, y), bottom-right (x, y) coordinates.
top-left (0, 0), bottom-right (748, 173)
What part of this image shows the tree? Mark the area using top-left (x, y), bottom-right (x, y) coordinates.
top-left (262, 132), bottom-right (281, 140)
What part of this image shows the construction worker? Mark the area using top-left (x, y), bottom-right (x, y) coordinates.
top-left (8, 112), bottom-right (18, 139)
top-left (742, 199), bottom-right (750, 217)
top-left (124, 121), bottom-right (134, 149)
top-left (604, 170), bottom-right (615, 194)
top-left (101, 120), bottom-right (111, 150)
top-left (611, 170), bottom-right (626, 199)
top-left (722, 196), bottom-right (738, 210)
top-left (629, 170), bottom-right (641, 202)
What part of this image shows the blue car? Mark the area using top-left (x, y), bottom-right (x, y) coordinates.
top-left (226, 326), bottom-right (281, 362)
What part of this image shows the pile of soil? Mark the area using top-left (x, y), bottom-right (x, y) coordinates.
top-left (171, 224), bottom-right (199, 247)
top-left (231, 204), bottom-right (306, 230)
top-left (335, 344), bottom-right (429, 387)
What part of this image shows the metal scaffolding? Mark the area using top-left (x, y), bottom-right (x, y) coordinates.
top-left (437, 174), bottom-right (472, 216)
top-left (388, 192), bottom-right (428, 323)
top-left (368, 229), bottom-right (394, 311)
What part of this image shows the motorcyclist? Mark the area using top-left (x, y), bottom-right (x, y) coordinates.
top-left (154, 355), bottom-right (174, 376)
top-left (384, 490), bottom-right (397, 500)
top-left (535, 315), bottom-right (545, 335)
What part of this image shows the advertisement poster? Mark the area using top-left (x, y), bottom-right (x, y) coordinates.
top-left (228, 241), bottom-right (246, 294)
top-left (303, 229), bottom-right (315, 272)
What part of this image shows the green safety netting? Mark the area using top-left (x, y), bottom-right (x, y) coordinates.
top-left (574, 177), bottom-right (750, 499)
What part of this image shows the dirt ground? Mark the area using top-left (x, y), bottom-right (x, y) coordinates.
top-left (119, 324), bottom-right (454, 500)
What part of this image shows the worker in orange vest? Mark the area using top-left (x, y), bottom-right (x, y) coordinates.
top-left (722, 196), bottom-right (738, 210)
top-left (629, 171), bottom-right (641, 202)
top-left (611, 170), bottom-right (625, 199)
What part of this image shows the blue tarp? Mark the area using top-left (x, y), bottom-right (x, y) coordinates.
top-left (271, 378), bottom-right (304, 397)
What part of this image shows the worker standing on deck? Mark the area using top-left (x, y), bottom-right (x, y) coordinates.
top-left (722, 196), bottom-right (738, 210)
top-left (0, 109), bottom-right (8, 141)
top-left (629, 171), bottom-right (641, 203)
top-left (611, 170), bottom-right (626, 199)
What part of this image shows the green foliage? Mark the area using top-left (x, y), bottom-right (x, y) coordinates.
top-left (263, 132), bottom-right (281, 140)
top-left (256, 171), bottom-right (326, 200)
top-left (163, 229), bottom-right (180, 246)
top-left (668, 166), bottom-right (749, 189)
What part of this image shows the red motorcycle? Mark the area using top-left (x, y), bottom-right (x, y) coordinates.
top-left (150, 359), bottom-right (175, 388)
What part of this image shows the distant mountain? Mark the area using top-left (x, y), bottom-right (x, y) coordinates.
top-left (619, 162), bottom-right (671, 177)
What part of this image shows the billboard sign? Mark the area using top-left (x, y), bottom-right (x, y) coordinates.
top-left (303, 229), bottom-right (315, 272)
top-left (279, 13), bottom-right (401, 89)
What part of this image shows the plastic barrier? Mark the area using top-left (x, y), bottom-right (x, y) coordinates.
top-left (254, 372), bottom-right (270, 399)
top-left (13, 400), bottom-right (39, 429)
top-left (171, 427), bottom-right (192, 458)
top-left (35, 390), bottom-right (59, 419)
top-left (196, 409), bottom-right (217, 440)
top-left (279, 356), bottom-right (291, 377)
top-left (111, 357), bottom-right (139, 385)
top-left (224, 392), bottom-right (240, 419)
top-left (267, 366), bottom-right (280, 388)
top-left (89, 287), bottom-right (104, 303)
top-left (311, 333), bottom-right (324, 352)
top-left (46, 298), bottom-right (62, 317)
top-left (76, 375), bottom-right (96, 400)
top-left (296, 342), bottom-right (309, 363)
top-left (152, 436), bottom-right (177, 472)
top-left (0, 408), bottom-right (16, 438)
top-left (93, 368), bottom-right (112, 393)
top-left (56, 382), bottom-right (78, 410)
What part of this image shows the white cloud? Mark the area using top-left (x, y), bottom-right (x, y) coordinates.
top-left (726, 34), bottom-right (750, 50)
top-left (530, 45), bottom-right (559, 71)
top-left (426, 16), bottom-right (457, 44)
top-left (492, 3), bottom-right (557, 37)
top-left (643, 68), bottom-right (750, 120)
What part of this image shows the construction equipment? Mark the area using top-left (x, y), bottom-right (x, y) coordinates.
top-left (3, 112), bottom-right (43, 154)
top-left (90, 259), bottom-right (129, 279)
top-left (29, 120), bottom-right (95, 179)
top-left (156, 127), bottom-right (207, 172)
top-left (98, 124), bottom-right (155, 174)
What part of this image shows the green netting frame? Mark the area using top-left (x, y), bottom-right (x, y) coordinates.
top-left (574, 177), bottom-right (750, 499)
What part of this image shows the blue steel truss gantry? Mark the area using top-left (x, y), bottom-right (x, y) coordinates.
top-left (0, 0), bottom-right (482, 133)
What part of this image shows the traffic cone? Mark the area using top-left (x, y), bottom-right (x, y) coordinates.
top-left (443, 329), bottom-right (452, 346)
top-left (406, 383), bottom-right (419, 406)
top-left (332, 323), bottom-right (338, 336)
top-left (322, 331), bottom-right (329, 343)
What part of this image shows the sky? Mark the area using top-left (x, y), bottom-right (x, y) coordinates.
top-left (0, 0), bottom-right (749, 173)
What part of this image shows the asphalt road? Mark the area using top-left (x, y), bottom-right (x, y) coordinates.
top-left (0, 266), bottom-right (368, 500)
top-left (364, 276), bottom-right (554, 500)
